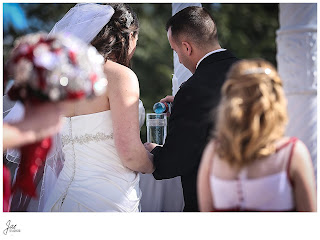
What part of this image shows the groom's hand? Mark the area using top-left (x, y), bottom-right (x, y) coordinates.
top-left (160, 95), bottom-right (174, 117)
top-left (144, 142), bottom-right (158, 152)
top-left (160, 95), bottom-right (174, 104)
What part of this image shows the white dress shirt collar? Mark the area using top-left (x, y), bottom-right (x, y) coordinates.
top-left (196, 48), bottom-right (226, 69)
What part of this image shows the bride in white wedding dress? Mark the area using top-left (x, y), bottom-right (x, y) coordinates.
top-left (40, 3), bottom-right (154, 212)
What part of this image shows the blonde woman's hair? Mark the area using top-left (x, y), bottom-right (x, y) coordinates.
top-left (214, 59), bottom-right (288, 168)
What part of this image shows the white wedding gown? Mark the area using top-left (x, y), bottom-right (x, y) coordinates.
top-left (43, 110), bottom-right (141, 212)
top-left (4, 97), bottom-right (184, 212)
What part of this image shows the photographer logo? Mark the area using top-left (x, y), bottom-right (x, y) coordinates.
top-left (3, 220), bottom-right (21, 235)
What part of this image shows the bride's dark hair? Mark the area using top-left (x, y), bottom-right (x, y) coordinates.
top-left (91, 3), bottom-right (139, 67)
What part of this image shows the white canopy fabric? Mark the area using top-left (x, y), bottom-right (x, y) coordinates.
top-left (276, 3), bottom-right (317, 179)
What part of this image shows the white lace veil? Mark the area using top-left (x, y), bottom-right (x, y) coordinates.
top-left (4, 3), bottom-right (115, 211)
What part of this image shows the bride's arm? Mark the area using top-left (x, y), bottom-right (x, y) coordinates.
top-left (106, 63), bottom-right (154, 173)
top-left (3, 102), bottom-right (63, 150)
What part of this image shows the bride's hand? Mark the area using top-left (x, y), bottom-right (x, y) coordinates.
top-left (146, 151), bottom-right (155, 173)
top-left (144, 142), bottom-right (158, 152)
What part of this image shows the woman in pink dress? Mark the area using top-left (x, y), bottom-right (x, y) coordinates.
top-left (197, 59), bottom-right (316, 212)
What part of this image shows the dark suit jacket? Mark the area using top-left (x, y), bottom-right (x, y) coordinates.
top-left (151, 50), bottom-right (239, 212)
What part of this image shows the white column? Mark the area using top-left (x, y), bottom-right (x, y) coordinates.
top-left (172, 3), bottom-right (202, 95)
top-left (276, 3), bottom-right (317, 178)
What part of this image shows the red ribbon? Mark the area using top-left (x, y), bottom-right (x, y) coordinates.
top-left (3, 166), bottom-right (11, 212)
top-left (12, 137), bottom-right (52, 198)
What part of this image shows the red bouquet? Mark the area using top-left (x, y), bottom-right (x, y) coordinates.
top-left (5, 32), bottom-right (107, 198)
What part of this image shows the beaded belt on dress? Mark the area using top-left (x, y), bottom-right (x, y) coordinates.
top-left (59, 118), bottom-right (113, 208)
top-left (61, 132), bottom-right (113, 147)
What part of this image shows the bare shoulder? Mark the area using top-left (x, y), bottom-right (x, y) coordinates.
top-left (204, 140), bottom-right (216, 156)
top-left (292, 139), bottom-right (311, 163)
top-left (290, 139), bottom-right (313, 176)
top-left (201, 140), bottom-right (216, 165)
top-left (294, 139), bottom-right (310, 156)
top-left (104, 61), bottom-right (138, 87)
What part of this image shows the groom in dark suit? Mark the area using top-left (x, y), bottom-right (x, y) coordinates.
top-left (145, 6), bottom-right (239, 212)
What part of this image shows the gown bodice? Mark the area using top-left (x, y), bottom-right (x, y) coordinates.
top-left (43, 110), bottom-right (141, 212)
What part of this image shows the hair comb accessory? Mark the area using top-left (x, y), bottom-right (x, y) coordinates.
top-left (124, 11), bottom-right (134, 28)
top-left (243, 68), bottom-right (271, 75)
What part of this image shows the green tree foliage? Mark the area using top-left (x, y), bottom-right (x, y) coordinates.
top-left (130, 4), bottom-right (173, 140)
top-left (3, 3), bottom-right (279, 141)
top-left (131, 4), bottom-right (173, 110)
top-left (204, 3), bottom-right (279, 65)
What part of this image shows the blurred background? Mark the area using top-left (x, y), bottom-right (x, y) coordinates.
top-left (3, 3), bottom-right (279, 141)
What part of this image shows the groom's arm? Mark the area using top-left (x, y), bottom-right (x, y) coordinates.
top-left (151, 85), bottom-right (214, 180)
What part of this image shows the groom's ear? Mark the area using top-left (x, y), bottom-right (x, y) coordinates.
top-left (182, 41), bottom-right (192, 56)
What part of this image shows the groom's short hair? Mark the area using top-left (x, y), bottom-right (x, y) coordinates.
top-left (166, 6), bottom-right (218, 48)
